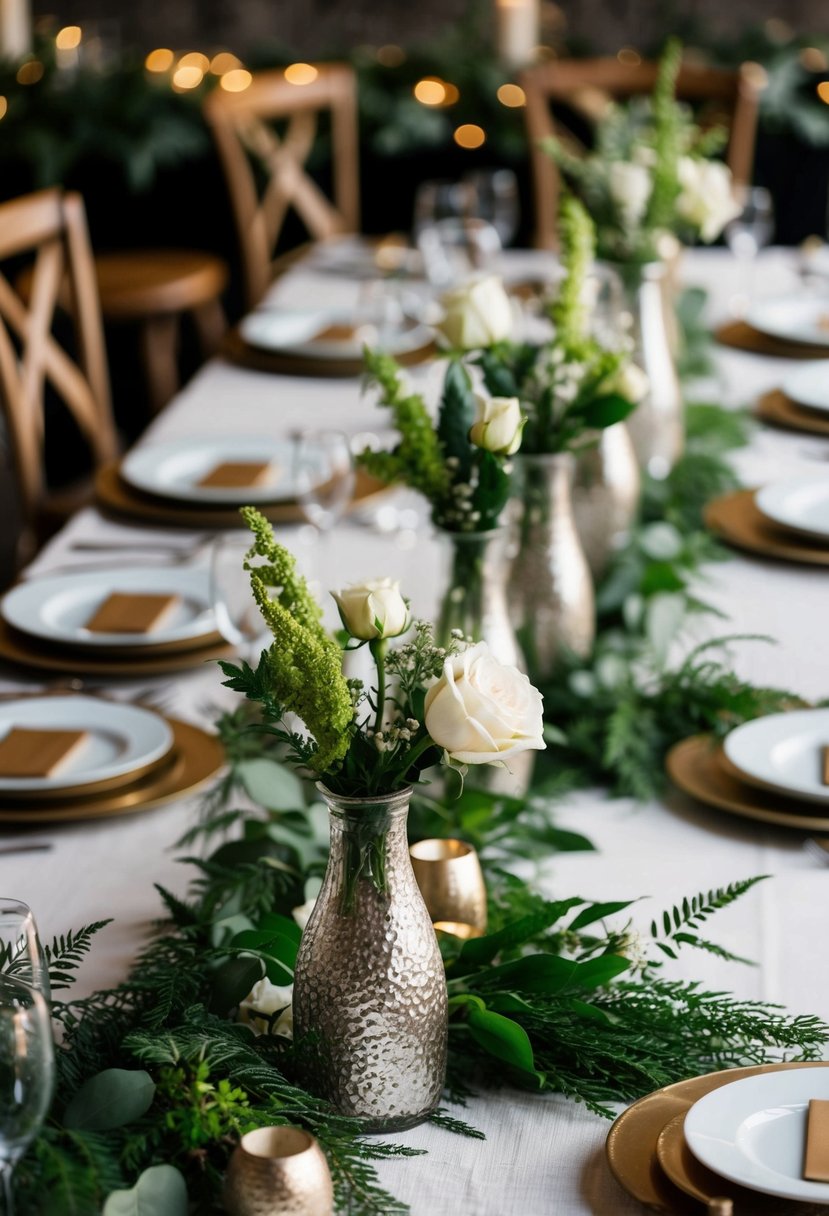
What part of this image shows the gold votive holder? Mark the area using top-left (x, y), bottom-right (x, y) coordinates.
top-left (433, 920), bottom-right (485, 941)
top-left (409, 838), bottom-right (487, 933)
top-left (224, 1126), bottom-right (334, 1216)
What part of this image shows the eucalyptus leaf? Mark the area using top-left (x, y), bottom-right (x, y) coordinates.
top-left (64, 1069), bottom-right (155, 1131)
top-left (645, 592), bottom-right (688, 665)
top-left (102, 1165), bottom-right (188, 1216)
top-left (238, 758), bottom-right (306, 811)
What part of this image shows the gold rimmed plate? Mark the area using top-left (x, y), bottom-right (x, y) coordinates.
top-left (606, 1062), bottom-right (829, 1214)
top-left (0, 718), bottom-right (224, 824)
top-left (755, 390), bottom-right (829, 437)
top-left (665, 735), bottom-right (829, 831)
top-left (222, 324), bottom-right (436, 378)
top-left (704, 490), bottom-right (829, 567)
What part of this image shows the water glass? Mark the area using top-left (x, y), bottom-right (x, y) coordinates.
top-left (209, 533), bottom-right (274, 660)
top-left (464, 168), bottom-right (520, 248)
top-left (0, 901), bottom-right (49, 999)
top-left (725, 186), bottom-right (774, 313)
top-left (293, 430), bottom-right (355, 536)
top-left (417, 217), bottom-right (502, 287)
top-left (0, 978), bottom-right (54, 1215)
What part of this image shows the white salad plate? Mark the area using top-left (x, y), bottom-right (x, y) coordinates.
top-left (684, 1066), bottom-right (829, 1204)
top-left (746, 296), bottom-right (829, 348)
top-left (781, 362), bottom-right (829, 415)
top-left (723, 708), bottom-right (829, 805)
top-left (120, 437), bottom-right (311, 505)
top-left (755, 478), bottom-right (829, 541)
top-left (2, 567), bottom-right (215, 650)
top-left (0, 696), bottom-right (173, 794)
top-left (240, 308), bottom-right (431, 360)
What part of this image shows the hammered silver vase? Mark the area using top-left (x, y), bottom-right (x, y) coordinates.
top-left (292, 785), bottom-right (447, 1133)
top-left (573, 422), bottom-right (641, 579)
top-left (509, 452), bottom-right (595, 685)
top-left (224, 1126), bottom-right (333, 1216)
top-left (607, 259), bottom-right (684, 480)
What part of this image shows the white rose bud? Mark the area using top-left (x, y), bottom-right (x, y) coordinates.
top-left (332, 578), bottom-right (409, 641)
top-left (424, 641), bottom-right (545, 766)
top-left (238, 978), bottom-right (294, 1038)
top-left (436, 275), bottom-right (514, 349)
top-left (469, 393), bottom-right (526, 456)
top-left (606, 361), bottom-right (649, 404)
top-left (676, 157), bottom-right (741, 243)
top-left (608, 160), bottom-right (652, 227)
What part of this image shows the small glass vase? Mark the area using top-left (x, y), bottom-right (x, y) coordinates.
top-left (573, 421), bottom-right (641, 579)
top-left (292, 785), bottom-right (448, 1133)
top-left (605, 259), bottom-right (684, 480)
top-left (509, 452), bottom-right (595, 685)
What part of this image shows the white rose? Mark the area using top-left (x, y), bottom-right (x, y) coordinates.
top-left (332, 578), bottom-right (409, 641)
top-left (238, 978), bottom-right (293, 1038)
top-left (292, 896), bottom-right (317, 931)
top-left (606, 361), bottom-right (649, 404)
top-left (608, 161), bottom-right (652, 228)
top-left (676, 158), bottom-right (741, 243)
top-left (424, 641), bottom-right (545, 766)
top-left (436, 275), bottom-right (514, 349)
top-left (469, 393), bottom-right (526, 456)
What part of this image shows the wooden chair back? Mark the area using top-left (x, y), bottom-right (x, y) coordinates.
top-left (204, 63), bottom-right (360, 309)
top-left (0, 188), bottom-right (116, 553)
top-left (520, 57), bottom-right (764, 248)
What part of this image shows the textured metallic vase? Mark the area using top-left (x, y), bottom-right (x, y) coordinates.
top-left (293, 786), bottom-right (448, 1133)
top-left (509, 452), bottom-right (595, 685)
top-left (224, 1126), bottom-right (333, 1216)
top-left (409, 838), bottom-right (487, 934)
top-left (607, 259), bottom-right (684, 480)
top-left (573, 421), bottom-right (641, 579)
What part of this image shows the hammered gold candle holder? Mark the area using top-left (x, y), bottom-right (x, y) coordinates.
top-left (409, 838), bottom-right (487, 933)
top-left (224, 1126), bottom-right (334, 1216)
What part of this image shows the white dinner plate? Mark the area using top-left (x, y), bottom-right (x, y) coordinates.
top-left (240, 308), bottom-right (431, 360)
top-left (120, 437), bottom-right (313, 505)
top-left (723, 709), bottom-right (829, 804)
top-left (684, 1067), bottom-right (829, 1204)
top-left (746, 296), bottom-right (829, 348)
top-left (781, 362), bottom-right (829, 415)
top-left (2, 567), bottom-right (215, 651)
top-left (0, 696), bottom-right (173, 794)
top-left (755, 478), bottom-right (829, 541)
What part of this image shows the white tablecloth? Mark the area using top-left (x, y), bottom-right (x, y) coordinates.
top-left (5, 247), bottom-right (829, 1216)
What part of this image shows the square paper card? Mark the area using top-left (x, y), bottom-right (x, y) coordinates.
top-left (85, 592), bottom-right (181, 634)
top-left (197, 461), bottom-right (277, 489)
top-left (0, 727), bottom-right (89, 777)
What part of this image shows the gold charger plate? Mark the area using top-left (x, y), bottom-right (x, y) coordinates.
top-left (715, 320), bottom-right (829, 359)
top-left (755, 390), bottom-right (829, 437)
top-left (0, 718), bottom-right (223, 824)
top-left (607, 1062), bottom-right (829, 1215)
top-left (0, 618), bottom-right (233, 677)
top-left (704, 490), bottom-right (829, 566)
top-left (656, 1111), bottom-right (827, 1214)
top-left (94, 462), bottom-right (390, 531)
top-left (665, 735), bottom-right (829, 830)
top-left (222, 325), bottom-right (437, 378)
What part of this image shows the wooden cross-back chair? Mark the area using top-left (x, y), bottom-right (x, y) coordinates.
top-left (0, 188), bottom-right (117, 563)
top-left (204, 63), bottom-right (360, 310)
top-left (520, 57), bottom-right (765, 249)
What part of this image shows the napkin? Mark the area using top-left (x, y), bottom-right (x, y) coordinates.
top-left (197, 461), bottom-right (276, 489)
top-left (0, 727), bottom-right (89, 777)
top-left (85, 592), bottom-right (181, 634)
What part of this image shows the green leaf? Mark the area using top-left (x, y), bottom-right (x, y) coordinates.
top-left (238, 758), bottom-right (306, 810)
top-left (103, 1165), bottom-right (188, 1216)
top-left (230, 927), bottom-right (298, 984)
top-left (568, 900), bottom-right (636, 932)
top-left (477, 951), bottom-right (629, 994)
top-left (456, 898), bottom-right (583, 968)
top-left (578, 392), bottom-right (636, 430)
top-left (437, 358), bottom-right (477, 473)
top-left (64, 1069), bottom-right (155, 1132)
top-left (467, 1006), bottom-right (540, 1077)
top-left (209, 955), bottom-right (264, 1016)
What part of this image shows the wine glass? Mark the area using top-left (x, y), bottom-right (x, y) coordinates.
top-left (293, 430), bottom-right (355, 536)
top-left (463, 168), bottom-right (520, 248)
top-left (0, 977), bottom-right (54, 1215)
top-left (724, 186), bottom-right (774, 315)
top-left (209, 533), bottom-right (274, 661)
top-left (412, 179), bottom-right (470, 236)
top-left (0, 901), bottom-right (49, 1000)
top-left (417, 217), bottom-right (503, 287)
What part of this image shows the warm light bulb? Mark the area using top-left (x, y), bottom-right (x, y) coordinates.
top-left (454, 123), bottom-right (486, 149)
top-left (413, 77), bottom-right (446, 105)
top-left (376, 44), bottom-right (405, 67)
top-left (284, 62), bottom-right (318, 85)
top-left (178, 51), bottom-right (210, 72)
top-left (210, 51), bottom-right (242, 74)
top-left (0, 97), bottom-right (7, 120)
top-left (442, 82), bottom-right (460, 105)
top-left (817, 81), bottom-right (829, 104)
top-left (172, 64), bottom-right (204, 90)
top-left (145, 48), bottom-right (174, 72)
top-left (16, 60), bottom-right (44, 85)
top-left (617, 47), bottom-right (641, 66)
top-left (220, 68), bottom-right (253, 93)
top-left (497, 82), bottom-right (526, 107)
top-left (55, 25), bottom-right (82, 49)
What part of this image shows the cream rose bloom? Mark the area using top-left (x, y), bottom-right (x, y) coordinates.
top-left (605, 361), bottom-right (649, 404)
top-left (608, 161), bottom-right (652, 227)
top-left (676, 158), bottom-right (740, 243)
top-left (332, 578), bottom-right (409, 641)
top-left (436, 275), bottom-right (513, 350)
top-left (469, 393), bottom-right (526, 456)
top-left (424, 641), bottom-right (545, 766)
top-left (238, 978), bottom-right (293, 1038)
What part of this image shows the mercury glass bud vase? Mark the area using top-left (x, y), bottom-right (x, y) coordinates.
top-left (573, 422), bottom-right (641, 579)
top-left (509, 452), bottom-right (595, 685)
top-left (293, 785), bottom-right (447, 1133)
top-left (224, 1126), bottom-right (333, 1216)
top-left (607, 259), bottom-right (684, 480)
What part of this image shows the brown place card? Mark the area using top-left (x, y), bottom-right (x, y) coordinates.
top-left (197, 461), bottom-right (276, 489)
top-left (0, 727), bottom-right (89, 778)
top-left (804, 1098), bottom-right (829, 1181)
top-left (312, 323), bottom-right (357, 342)
top-left (823, 746), bottom-right (829, 787)
top-left (85, 592), bottom-right (181, 635)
